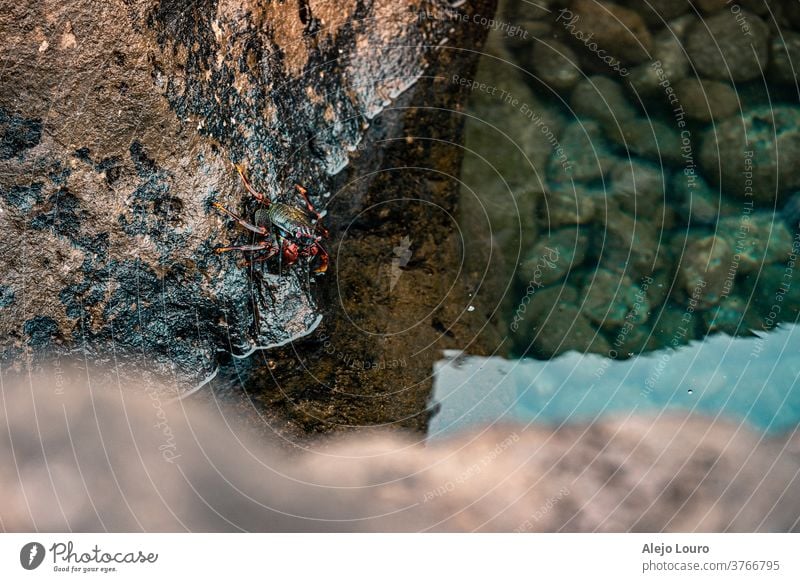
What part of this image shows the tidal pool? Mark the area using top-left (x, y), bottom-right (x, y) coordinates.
top-left (430, 324), bottom-right (800, 438)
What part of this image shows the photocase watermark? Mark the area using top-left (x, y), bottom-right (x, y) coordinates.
top-left (381, 235), bottom-right (413, 292)
top-left (323, 341), bottom-right (407, 371)
top-left (510, 246), bottom-right (560, 333)
top-left (416, 9), bottom-right (530, 40)
top-left (452, 74), bottom-right (573, 174)
top-left (421, 432), bottom-right (519, 503)
top-left (142, 371), bottom-right (181, 464)
top-left (555, 8), bottom-right (630, 77)
top-left (514, 486), bottom-right (570, 532)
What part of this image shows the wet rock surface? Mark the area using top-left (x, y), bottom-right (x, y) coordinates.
top-left (685, 9), bottom-right (769, 82)
top-left (0, 0), bottom-right (494, 426)
top-left (700, 106), bottom-right (800, 203)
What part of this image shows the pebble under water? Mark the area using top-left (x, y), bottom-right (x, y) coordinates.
top-left (440, 0), bottom-right (800, 438)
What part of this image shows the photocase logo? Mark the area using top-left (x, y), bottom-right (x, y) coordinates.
top-left (20, 542), bottom-right (46, 570)
top-left (385, 235), bottom-right (413, 292)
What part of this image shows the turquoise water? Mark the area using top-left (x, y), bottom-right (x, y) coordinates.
top-left (431, 324), bottom-right (800, 438)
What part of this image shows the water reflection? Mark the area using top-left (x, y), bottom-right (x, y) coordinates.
top-left (431, 324), bottom-right (800, 438)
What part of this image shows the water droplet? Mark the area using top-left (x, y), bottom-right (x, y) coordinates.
top-left (467, 305), bottom-right (475, 312)
top-left (688, 389), bottom-right (693, 395)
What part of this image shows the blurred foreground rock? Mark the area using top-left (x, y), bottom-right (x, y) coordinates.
top-left (2, 372), bottom-right (798, 532)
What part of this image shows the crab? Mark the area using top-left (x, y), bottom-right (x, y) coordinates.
top-left (213, 165), bottom-right (329, 274)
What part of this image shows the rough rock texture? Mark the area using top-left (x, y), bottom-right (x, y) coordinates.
top-left (0, 1), bottom-right (488, 398)
top-left (700, 106), bottom-right (800, 203)
top-left (684, 10), bottom-right (769, 82)
top-left (4, 374), bottom-right (798, 532)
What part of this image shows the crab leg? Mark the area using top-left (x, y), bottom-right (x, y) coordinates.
top-left (294, 184), bottom-right (324, 221)
top-left (215, 242), bottom-right (276, 254)
top-left (212, 202), bottom-right (268, 235)
top-left (235, 165), bottom-right (270, 206)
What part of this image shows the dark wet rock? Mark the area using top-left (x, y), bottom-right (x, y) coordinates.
top-left (530, 40), bottom-right (582, 93)
top-left (718, 213), bottom-right (794, 274)
top-left (570, 76), bottom-right (638, 126)
top-left (703, 293), bottom-right (761, 335)
top-left (513, 284), bottom-right (610, 357)
top-left (644, 270), bottom-right (671, 309)
top-left (700, 106), bottom-right (800, 203)
top-left (782, 192), bottom-right (800, 230)
top-left (549, 119), bottom-right (616, 183)
top-left (673, 234), bottom-right (733, 309)
top-left (619, 0), bottom-right (690, 27)
top-left (567, 0), bottom-right (653, 65)
top-left (518, 227), bottom-right (588, 287)
top-left (594, 200), bottom-right (667, 278)
top-left (0, 0), bottom-right (490, 409)
top-left (608, 320), bottom-right (659, 356)
top-left (610, 159), bottom-right (666, 215)
top-left (685, 10), bottom-right (770, 82)
top-left (756, 263), bottom-right (800, 326)
top-left (627, 26), bottom-right (691, 97)
top-left (652, 302), bottom-right (700, 348)
top-left (541, 183), bottom-right (598, 227)
top-left (692, 0), bottom-right (728, 14)
top-left (675, 78), bottom-right (739, 122)
top-left (769, 30), bottom-right (800, 85)
top-left (608, 118), bottom-right (682, 165)
top-left (580, 268), bottom-right (651, 330)
top-left (671, 171), bottom-right (740, 226)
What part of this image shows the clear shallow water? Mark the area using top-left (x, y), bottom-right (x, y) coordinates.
top-left (430, 324), bottom-right (800, 438)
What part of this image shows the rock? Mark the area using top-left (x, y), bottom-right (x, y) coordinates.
top-left (531, 40), bottom-right (582, 92)
top-left (607, 118), bottom-right (682, 165)
top-left (610, 160), bottom-right (666, 215)
top-left (627, 27), bottom-right (691, 96)
top-left (756, 263), bottom-right (800, 326)
top-left (567, 0), bottom-right (653, 65)
top-left (0, 0), bottom-right (489, 403)
top-left (702, 293), bottom-right (761, 335)
top-left (571, 76), bottom-right (638, 126)
top-left (542, 184), bottom-right (598, 227)
top-left (692, 0), bottom-right (727, 14)
top-left (685, 10), bottom-right (770, 82)
top-left (608, 320), bottom-right (659, 356)
top-left (580, 268), bottom-right (651, 330)
top-left (671, 170), bottom-right (740, 226)
top-left (674, 234), bottom-right (733, 309)
top-left (513, 284), bottom-right (611, 357)
top-left (675, 78), bottom-right (739, 122)
top-left (769, 31), bottom-right (800, 85)
top-left (518, 227), bottom-right (588, 286)
top-left (619, 0), bottom-right (691, 26)
top-left (781, 192), bottom-right (800, 231)
top-left (700, 106), bottom-right (800, 203)
top-left (594, 200), bottom-right (666, 278)
top-left (548, 119), bottom-right (617, 183)
top-left (652, 302), bottom-right (700, 347)
top-left (718, 213), bottom-right (795, 274)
